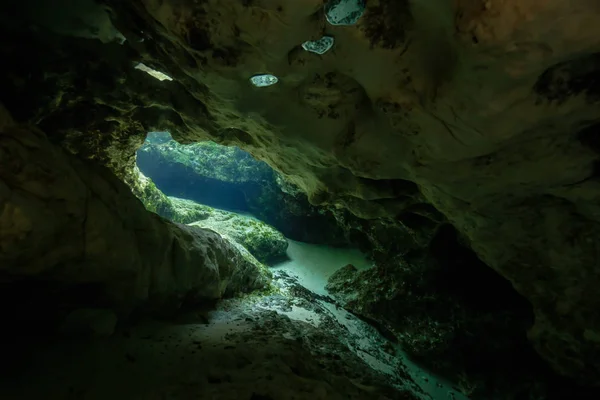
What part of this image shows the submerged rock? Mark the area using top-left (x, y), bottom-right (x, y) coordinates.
top-left (302, 36), bottom-right (335, 55)
top-left (181, 198), bottom-right (289, 265)
top-left (169, 196), bottom-right (212, 223)
top-left (131, 172), bottom-right (288, 264)
top-left (0, 119), bottom-right (270, 319)
top-left (324, 0), bottom-right (366, 26)
top-left (129, 167), bottom-right (289, 265)
top-left (250, 74), bottom-right (278, 87)
top-left (325, 233), bottom-right (552, 399)
top-left (127, 166), bottom-right (177, 217)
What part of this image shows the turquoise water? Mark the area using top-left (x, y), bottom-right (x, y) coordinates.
top-left (272, 239), bottom-right (373, 295)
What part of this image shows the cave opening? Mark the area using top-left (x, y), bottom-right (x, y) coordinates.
top-left (136, 131), bottom-right (256, 214)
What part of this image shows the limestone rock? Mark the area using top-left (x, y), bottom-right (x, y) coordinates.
top-left (0, 121), bottom-right (270, 316)
top-left (128, 166), bottom-right (289, 264)
top-left (325, 234), bottom-right (550, 398)
top-left (187, 203), bottom-right (289, 265)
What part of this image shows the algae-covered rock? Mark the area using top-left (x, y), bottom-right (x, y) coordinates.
top-left (0, 119), bottom-right (271, 320)
top-left (126, 166), bottom-right (176, 218)
top-left (137, 135), bottom-right (351, 246)
top-left (187, 202), bottom-right (289, 265)
top-left (326, 261), bottom-right (460, 359)
top-left (129, 167), bottom-right (289, 265)
top-left (169, 196), bottom-right (212, 224)
top-left (326, 225), bottom-right (550, 399)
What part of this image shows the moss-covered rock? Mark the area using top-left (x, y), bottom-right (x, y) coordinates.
top-left (0, 118), bottom-right (271, 323)
top-left (138, 136), bottom-right (274, 184)
top-left (126, 166), bottom-right (176, 218)
top-left (129, 168), bottom-right (288, 265)
top-left (326, 225), bottom-right (555, 400)
top-left (185, 202), bottom-right (289, 265)
top-left (168, 196), bottom-right (212, 224)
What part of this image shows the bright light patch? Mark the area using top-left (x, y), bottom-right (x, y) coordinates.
top-left (134, 63), bottom-right (173, 81)
top-left (250, 74), bottom-right (279, 87)
top-left (302, 36), bottom-right (335, 55)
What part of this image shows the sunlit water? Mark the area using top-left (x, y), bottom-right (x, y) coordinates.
top-left (272, 240), bottom-right (373, 295)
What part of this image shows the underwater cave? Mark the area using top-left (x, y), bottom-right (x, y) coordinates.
top-left (1, 0), bottom-right (600, 399)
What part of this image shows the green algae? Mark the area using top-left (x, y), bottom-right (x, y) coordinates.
top-left (129, 167), bottom-right (288, 265)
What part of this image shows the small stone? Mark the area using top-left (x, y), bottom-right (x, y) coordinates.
top-left (325, 0), bottom-right (366, 26)
top-left (250, 74), bottom-right (279, 87)
top-left (302, 36), bottom-right (335, 55)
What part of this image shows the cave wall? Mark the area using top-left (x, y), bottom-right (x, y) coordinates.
top-left (0, 106), bottom-right (270, 319)
top-left (105, 0), bottom-right (600, 382)
top-left (0, 0), bottom-right (599, 383)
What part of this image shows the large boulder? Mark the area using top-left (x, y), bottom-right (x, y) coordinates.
top-left (126, 165), bottom-right (177, 218)
top-left (0, 115), bottom-right (271, 320)
top-left (326, 226), bottom-right (553, 398)
top-left (128, 167), bottom-right (289, 264)
top-left (187, 203), bottom-right (289, 265)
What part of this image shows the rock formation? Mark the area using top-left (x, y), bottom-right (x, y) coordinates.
top-left (137, 133), bottom-right (352, 245)
top-left (131, 170), bottom-right (290, 264)
top-left (325, 225), bottom-right (544, 397)
top-left (0, 107), bottom-right (270, 321)
top-left (0, 0), bottom-right (599, 385)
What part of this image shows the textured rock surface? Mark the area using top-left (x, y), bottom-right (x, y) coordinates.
top-left (325, 242), bottom-right (542, 397)
top-left (129, 166), bottom-right (289, 264)
top-left (168, 196), bottom-right (214, 223)
top-left (188, 207), bottom-right (289, 265)
top-left (0, 115), bottom-right (270, 317)
top-left (126, 166), bottom-right (177, 218)
top-left (137, 136), bottom-right (352, 245)
top-left (59, 308), bottom-right (118, 337)
top-left (0, 284), bottom-right (421, 400)
top-left (1, 0), bottom-right (600, 383)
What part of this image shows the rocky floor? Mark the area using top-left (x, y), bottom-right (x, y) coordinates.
top-left (0, 244), bottom-right (468, 400)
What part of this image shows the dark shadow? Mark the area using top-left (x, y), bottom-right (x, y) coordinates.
top-left (426, 225), bottom-right (600, 399)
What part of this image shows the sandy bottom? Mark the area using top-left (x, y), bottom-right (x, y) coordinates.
top-left (272, 240), bottom-right (373, 295)
top-left (272, 241), bottom-right (468, 400)
top-left (0, 240), bottom-right (468, 400)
